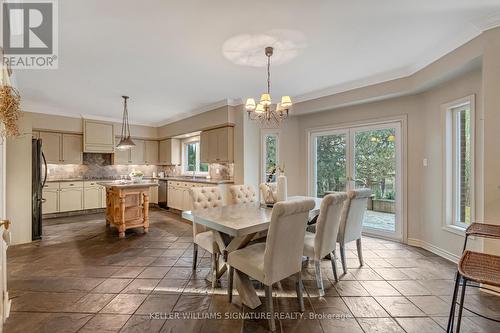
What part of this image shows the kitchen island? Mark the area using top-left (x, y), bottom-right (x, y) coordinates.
top-left (98, 181), bottom-right (159, 238)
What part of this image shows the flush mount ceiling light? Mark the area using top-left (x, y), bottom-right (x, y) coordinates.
top-left (245, 47), bottom-right (292, 128)
top-left (116, 95), bottom-right (135, 150)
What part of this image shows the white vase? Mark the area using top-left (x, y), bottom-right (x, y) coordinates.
top-left (277, 175), bottom-right (287, 202)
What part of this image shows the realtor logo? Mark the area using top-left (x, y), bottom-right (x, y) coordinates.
top-left (2, 0), bottom-right (58, 69)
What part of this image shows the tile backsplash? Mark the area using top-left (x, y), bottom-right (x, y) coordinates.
top-left (47, 153), bottom-right (234, 181)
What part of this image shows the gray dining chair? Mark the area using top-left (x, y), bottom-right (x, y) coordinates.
top-left (189, 186), bottom-right (224, 288)
top-left (303, 192), bottom-right (348, 295)
top-left (337, 188), bottom-right (372, 274)
top-left (227, 198), bottom-right (315, 332)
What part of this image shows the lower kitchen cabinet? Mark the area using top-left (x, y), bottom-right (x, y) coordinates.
top-left (84, 187), bottom-right (101, 210)
top-left (167, 181), bottom-right (228, 211)
top-left (149, 186), bottom-right (158, 204)
top-left (60, 188), bottom-right (84, 212)
top-left (42, 188), bottom-right (59, 214)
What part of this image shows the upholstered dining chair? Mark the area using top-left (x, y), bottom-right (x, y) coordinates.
top-left (227, 198), bottom-right (315, 332)
top-left (303, 192), bottom-right (348, 296)
top-left (189, 186), bottom-right (224, 288)
top-left (229, 185), bottom-right (257, 204)
top-left (337, 188), bottom-right (372, 274)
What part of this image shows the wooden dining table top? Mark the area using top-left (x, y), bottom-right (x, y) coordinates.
top-left (181, 196), bottom-right (322, 237)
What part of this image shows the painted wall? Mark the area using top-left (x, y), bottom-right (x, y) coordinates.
top-left (157, 106), bottom-right (231, 138)
top-left (6, 115), bottom-right (33, 245)
top-left (482, 27), bottom-right (500, 257)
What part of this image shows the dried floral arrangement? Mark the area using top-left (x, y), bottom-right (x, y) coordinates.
top-left (0, 84), bottom-right (21, 137)
top-left (0, 60), bottom-right (21, 137)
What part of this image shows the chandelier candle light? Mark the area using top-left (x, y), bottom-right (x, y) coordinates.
top-left (245, 47), bottom-right (292, 127)
top-left (116, 95), bottom-right (135, 150)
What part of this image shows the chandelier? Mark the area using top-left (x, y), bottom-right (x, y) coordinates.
top-left (245, 46), bottom-right (292, 127)
top-left (116, 95), bottom-right (135, 150)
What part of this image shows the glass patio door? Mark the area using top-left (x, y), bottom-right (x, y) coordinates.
top-left (311, 122), bottom-right (402, 240)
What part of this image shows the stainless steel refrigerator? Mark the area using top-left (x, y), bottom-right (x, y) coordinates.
top-left (32, 138), bottom-right (47, 240)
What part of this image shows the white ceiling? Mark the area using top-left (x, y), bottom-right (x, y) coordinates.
top-left (16, 0), bottom-right (500, 126)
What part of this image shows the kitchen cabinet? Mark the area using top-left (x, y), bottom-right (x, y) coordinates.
top-left (59, 182), bottom-right (84, 212)
top-left (130, 139), bottom-right (145, 164)
top-left (200, 126), bottom-right (234, 163)
top-left (39, 132), bottom-right (83, 164)
top-left (145, 140), bottom-right (159, 165)
top-left (83, 119), bottom-right (115, 153)
top-left (42, 183), bottom-right (59, 214)
top-left (83, 181), bottom-right (101, 209)
top-left (149, 186), bottom-right (158, 204)
top-left (61, 134), bottom-right (83, 164)
top-left (39, 131), bottom-right (62, 163)
top-left (84, 188), bottom-right (101, 209)
top-left (159, 138), bottom-right (180, 165)
top-left (113, 138), bottom-right (146, 165)
top-left (100, 186), bottom-right (107, 208)
top-left (167, 181), bottom-right (228, 211)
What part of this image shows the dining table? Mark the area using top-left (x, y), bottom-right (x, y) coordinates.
top-left (182, 195), bottom-right (323, 309)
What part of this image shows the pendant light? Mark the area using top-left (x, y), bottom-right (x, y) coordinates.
top-left (116, 95), bottom-right (135, 150)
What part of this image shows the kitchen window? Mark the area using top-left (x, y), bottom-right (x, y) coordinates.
top-left (443, 95), bottom-right (475, 231)
top-left (183, 140), bottom-right (208, 174)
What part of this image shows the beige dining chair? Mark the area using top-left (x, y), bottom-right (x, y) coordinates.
top-left (189, 186), bottom-right (224, 288)
top-left (227, 198), bottom-right (315, 332)
top-left (229, 185), bottom-right (257, 204)
top-left (303, 192), bottom-right (348, 296)
top-left (337, 188), bottom-right (372, 274)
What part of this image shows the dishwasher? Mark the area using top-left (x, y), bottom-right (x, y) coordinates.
top-left (158, 179), bottom-right (168, 208)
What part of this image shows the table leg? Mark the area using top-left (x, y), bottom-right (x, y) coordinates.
top-left (234, 270), bottom-right (262, 309)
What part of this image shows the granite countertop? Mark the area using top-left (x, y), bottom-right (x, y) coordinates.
top-left (47, 176), bottom-right (232, 185)
top-left (97, 180), bottom-right (159, 188)
top-left (158, 177), bottom-right (234, 184)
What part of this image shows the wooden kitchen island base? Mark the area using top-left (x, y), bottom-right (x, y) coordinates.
top-left (98, 182), bottom-right (158, 238)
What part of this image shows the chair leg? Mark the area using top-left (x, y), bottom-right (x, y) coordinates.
top-left (340, 244), bottom-right (347, 274)
top-left (295, 272), bottom-right (305, 312)
top-left (446, 271), bottom-right (461, 333)
top-left (356, 238), bottom-right (364, 267)
top-left (192, 243), bottom-right (198, 271)
top-left (456, 277), bottom-right (467, 333)
top-left (314, 260), bottom-right (325, 297)
top-left (265, 285), bottom-right (276, 332)
top-left (228, 266), bottom-right (234, 303)
top-left (330, 250), bottom-right (339, 282)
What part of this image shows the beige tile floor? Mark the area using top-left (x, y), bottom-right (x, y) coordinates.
top-left (5, 208), bottom-right (500, 332)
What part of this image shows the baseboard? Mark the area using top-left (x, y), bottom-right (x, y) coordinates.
top-left (407, 238), bottom-right (461, 263)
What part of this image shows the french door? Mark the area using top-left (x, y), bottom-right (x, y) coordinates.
top-left (310, 122), bottom-right (403, 240)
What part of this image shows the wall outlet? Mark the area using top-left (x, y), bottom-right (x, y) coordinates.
top-left (423, 158), bottom-right (428, 167)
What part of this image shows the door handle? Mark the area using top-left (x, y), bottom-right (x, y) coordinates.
top-left (41, 198), bottom-right (47, 203)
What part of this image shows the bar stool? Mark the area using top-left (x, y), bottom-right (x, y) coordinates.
top-left (446, 223), bottom-right (500, 333)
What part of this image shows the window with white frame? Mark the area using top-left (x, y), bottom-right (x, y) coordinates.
top-left (262, 132), bottom-right (279, 183)
top-left (183, 140), bottom-right (208, 174)
top-left (443, 96), bottom-right (474, 229)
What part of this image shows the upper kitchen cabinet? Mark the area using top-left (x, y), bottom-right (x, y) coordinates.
top-left (62, 134), bottom-right (83, 164)
top-left (159, 138), bottom-right (180, 165)
top-left (39, 131), bottom-right (83, 164)
top-left (200, 126), bottom-right (234, 163)
top-left (83, 119), bottom-right (115, 153)
top-left (145, 140), bottom-right (159, 165)
top-left (130, 139), bottom-right (145, 164)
